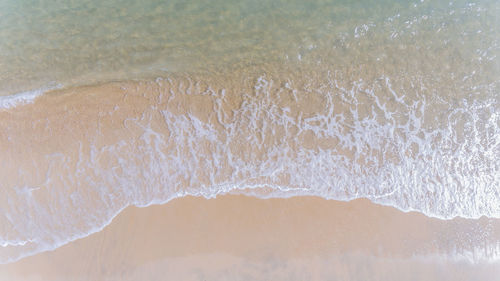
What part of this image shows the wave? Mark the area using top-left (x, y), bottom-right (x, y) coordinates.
top-left (0, 84), bottom-right (62, 109)
top-left (0, 68), bottom-right (498, 263)
top-left (1, 190), bottom-right (500, 266)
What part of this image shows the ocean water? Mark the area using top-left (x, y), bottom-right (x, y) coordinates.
top-left (0, 0), bottom-right (499, 265)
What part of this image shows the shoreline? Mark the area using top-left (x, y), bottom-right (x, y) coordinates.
top-left (1, 195), bottom-right (499, 280)
top-left (1, 71), bottom-right (498, 266)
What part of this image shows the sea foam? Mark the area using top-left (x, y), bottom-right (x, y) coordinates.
top-left (0, 84), bottom-right (62, 110)
top-left (0, 70), bottom-right (498, 264)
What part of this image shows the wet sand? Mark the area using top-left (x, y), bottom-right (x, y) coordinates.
top-left (0, 0), bottom-right (498, 279)
top-left (0, 195), bottom-right (499, 281)
top-left (1, 71), bottom-right (498, 280)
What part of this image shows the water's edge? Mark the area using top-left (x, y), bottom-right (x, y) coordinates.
top-left (0, 74), bottom-right (498, 264)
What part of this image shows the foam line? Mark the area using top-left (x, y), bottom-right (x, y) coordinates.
top-left (0, 84), bottom-right (62, 110)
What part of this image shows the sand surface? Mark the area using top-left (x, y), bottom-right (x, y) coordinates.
top-left (0, 74), bottom-right (498, 280)
top-left (0, 195), bottom-right (499, 281)
top-left (0, 1), bottom-right (498, 279)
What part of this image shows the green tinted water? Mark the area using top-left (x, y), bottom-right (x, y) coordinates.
top-left (1, 0), bottom-right (497, 96)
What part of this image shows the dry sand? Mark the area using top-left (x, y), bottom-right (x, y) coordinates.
top-left (0, 195), bottom-right (499, 281)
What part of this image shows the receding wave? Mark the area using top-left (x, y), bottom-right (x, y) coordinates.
top-left (0, 84), bottom-right (62, 109)
top-left (0, 63), bottom-right (498, 263)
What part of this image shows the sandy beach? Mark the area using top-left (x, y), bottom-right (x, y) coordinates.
top-left (0, 75), bottom-right (499, 280)
top-left (1, 0), bottom-right (499, 280)
top-left (1, 195), bottom-right (499, 281)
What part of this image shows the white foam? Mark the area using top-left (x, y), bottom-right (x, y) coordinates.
top-left (1, 72), bottom-right (498, 266)
top-left (0, 84), bottom-right (62, 109)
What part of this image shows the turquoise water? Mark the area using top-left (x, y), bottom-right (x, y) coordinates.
top-left (1, 0), bottom-right (497, 96)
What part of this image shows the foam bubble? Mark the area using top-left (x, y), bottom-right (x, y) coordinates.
top-left (0, 84), bottom-right (62, 110)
